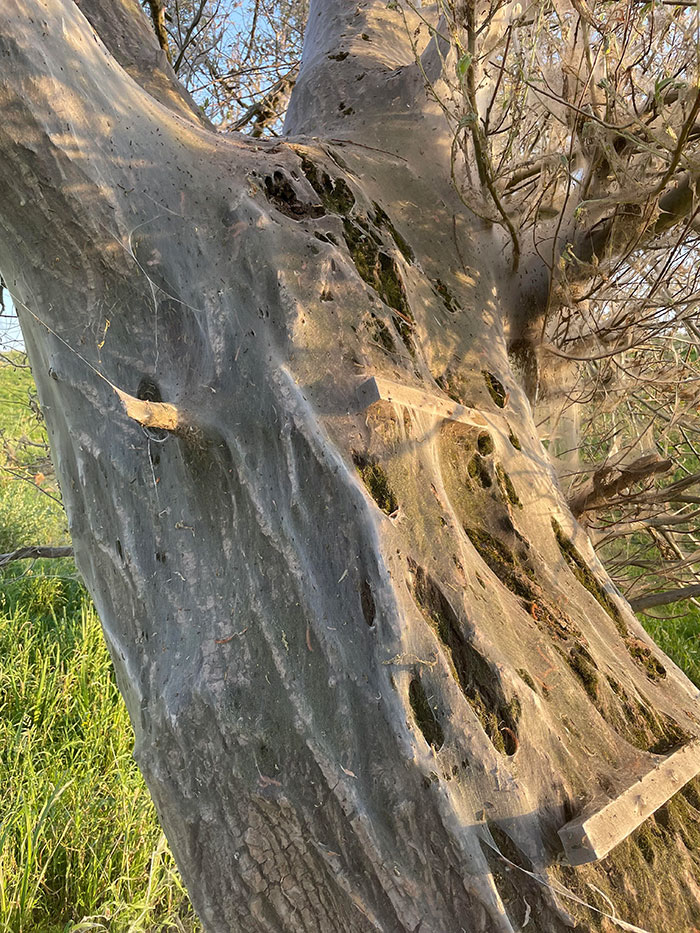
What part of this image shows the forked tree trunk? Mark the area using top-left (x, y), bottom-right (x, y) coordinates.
top-left (2, 2), bottom-right (700, 931)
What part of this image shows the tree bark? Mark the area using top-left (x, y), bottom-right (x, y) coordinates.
top-left (2, 2), bottom-right (700, 931)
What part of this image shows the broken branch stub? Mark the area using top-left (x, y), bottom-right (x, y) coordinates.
top-left (559, 739), bottom-right (700, 865)
top-left (115, 387), bottom-right (186, 434)
top-left (357, 375), bottom-right (488, 427)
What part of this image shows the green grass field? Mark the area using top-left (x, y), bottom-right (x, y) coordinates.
top-left (1, 358), bottom-right (699, 931)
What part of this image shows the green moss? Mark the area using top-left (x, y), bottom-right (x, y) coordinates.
top-left (624, 636), bottom-right (667, 681)
top-left (606, 675), bottom-right (623, 696)
top-left (343, 220), bottom-right (412, 318)
top-left (468, 454), bottom-right (492, 488)
top-left (464, 526), bottom-right (536, 601)
top-left (372, 203), bottom-right (414, 262)
top-left (343, 218), bottom-right (379, 282)
top-left (508, 430), bottom-right (522, 450)
top-left (568, 644), bottom-right (599, 700)
top-left (552, 519), bottom-right (627, 635)
top-left (433, 278), bottom-right (462, 314)
top-left (352, 453), bottom-right (398, 515)
top-left (408, 676), bottom-right (444, 750)
top-left (300, 158), bottom-right (355, 214)
top-left (634, 819), bottom-right (660, 865)
top-left (603, 677), bottom-right (685, 754)
top-left (518, 669), bottom-right (537, 691)
top-left (481, 826), bottom-right (547, 924)
top-left (264, 170), bottom-right (325, 220)
top-left (495, 463), bottom-right (522, 508)
top-left (366, 314), bottom-right (397, 353)
top-left (378, 252), bottom-right (410, 317)
top-left (436, 371), bottom-right (470, 405)
top-left (483, 371), bottom-right (507, 407)
top-left (635, 699), bottom-right (687, 753)
top-left (477, 432), bottom-right (494, 456)
top-left (410, 564), bottom-right (519, 755)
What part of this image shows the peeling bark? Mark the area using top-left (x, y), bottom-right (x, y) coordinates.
top-left (2, 2), bottom-right (700, 931)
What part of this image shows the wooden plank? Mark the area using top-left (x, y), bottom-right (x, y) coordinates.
top-left (357, 376), bottom-right (488, 427)
top-left (559, 739), bottom-right (700, 865)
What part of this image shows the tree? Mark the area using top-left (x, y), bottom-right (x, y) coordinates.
top-left (2, 0), bottom-right (700, 929)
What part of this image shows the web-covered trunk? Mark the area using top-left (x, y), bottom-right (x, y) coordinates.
top-left (2, 1), bottom-right (700, 930)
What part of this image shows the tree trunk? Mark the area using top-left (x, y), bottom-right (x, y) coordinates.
top-left (2, 2), bottom-right (700, 930)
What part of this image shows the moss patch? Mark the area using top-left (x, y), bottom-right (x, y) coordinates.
top-left (343, 218), bottom-right (415, 352)
top-left (568, 644), bottom-right (599, 700)
top-left (517, 669), bottom-right (537, 692)
top-left (366, 314), bottom-right (397, 353)
top-left (352, 453), bottom-right (398, 515)
top-left (495, 463), bottom-right (522, 508)
top-left (435, 370), bottom-right (472, 406)
top-left (343, 221), bottom-right (411, 314)
top-left (624, 636), bottom-right (667, 681)
top-left (300, 158), bottom-right (355, 214)
top-left (464, 527), bottom-right (535, 601)
top-left (554, 778), bottom-right (700, 932)
top-left (483, 371), bottom-right (507, 407)
top-left (552, 519), bottom-right (627, 635)
top-left (433, 278), bottom-right (462, 314)
top-left (372, 203), bottom-right (414, 262)
top-left (468, 454), bottom-right (492, 489)
top-left (411, 564), bottom-right (520, 756)
top-left (477, 432), bottom-right (494, 456)
top-left (508, 429), bottom-right (522, 450)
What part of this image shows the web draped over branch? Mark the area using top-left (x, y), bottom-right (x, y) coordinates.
top-left (393, 0), bottom-right (700, 610)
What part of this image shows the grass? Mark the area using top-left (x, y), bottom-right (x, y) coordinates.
top-left (0, 357), bottom-right (199, 932)
top-left (639, 602), bottom-right (700, 689)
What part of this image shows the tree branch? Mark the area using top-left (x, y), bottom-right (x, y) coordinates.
top-left (229, 69), bottom-right (297, 136)
top-left (74, 0), bottom-right (207, 125)
top-left (115, 387), bottom-right (188, 434)
top-left (569, 453), bottom-right (673, 518)
top-left (145, 0), bottom-right (171, 62)
top-left (0, 545), bottom-right (73, 566)
top-left (630, 585), bottom-right (700, 612)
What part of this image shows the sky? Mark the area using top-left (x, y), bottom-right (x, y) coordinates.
top-left (1, 288), bottom-right (24, 352)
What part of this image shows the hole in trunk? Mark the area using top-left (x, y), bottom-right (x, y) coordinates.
top-left (477, 432), bottom-right (494, 456)
top-left (468, 454), bottom-right (492, 488)
top-left (408, 675), bottom-right (444, 750)
top-left (409, 563), bottom-right (520, 756)
top-left (137, 377), bottom-right (168, 441)
top-left (483, 371), bottom-right (507, 407)
top-left (264, 170), bottom-right (324, 219)
top-left (360, 580), bottom-right (376, 626)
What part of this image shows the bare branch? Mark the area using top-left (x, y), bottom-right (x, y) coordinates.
top-left (569, 452), bottom-right (673, 518)
top-left (0, 545), bottom-right (73, 567)
top-left (630, 585), bottom-right (700, 612)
